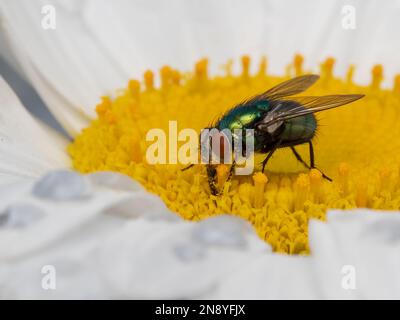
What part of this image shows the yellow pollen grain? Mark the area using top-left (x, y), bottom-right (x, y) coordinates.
top-left (309, 168), bottom-right (323, 202)
top-left (321, 57), bottom-right (335, 81)
top-left (216, 164), bottom-right (230, 190)
top-left (68, 55), bottom-right (400, 254)
top-left (221, 59), bottom-right (234, 77)
top-left (104, 109), bottom-right (116, 124)
top-left (95, 96), bottom-right (111, 116)
top-left (95, 102), bottom-right (107, 116)
top-left (379, 166), bottom-right (391, 192)
top-left (338, 162), bottom-right (350, 195)
top-left (371, 64), bottom-right (384, 89)
top-left (294, 53), bottom-right (304, 76)
top-left (394, 74), bottom-right (400, 93)
top-left (309, 168), bottom-right (322, 182)
top-left (355, 180), bottom-right (368, 207)
top-left (253, 172), bottom-right (268, 208)
top-left (346, 65), bottom-right (355, 84)
top-left (241, 55), bottom-right (250, 78)
top-left (195, 58), bottom-right (208, 80)
top-left (294, 174), bottom-right (310, 211)
top-left (171, 69), bottom-right (181, 85)
top-left (338, 162), bottom-right (349, 176)
top-left (144, 70), bottom-right (154, 90)
top-left (160, 65), bottom-right (172, 88)
top-left (258, 56), bottom-right (267, 76)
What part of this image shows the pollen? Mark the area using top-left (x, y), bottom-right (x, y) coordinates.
top-left (241, 55), bottom-right (251, 78)
top-left (294, 53), bottom-right (304, 76)
top-left (216, 164), bottom-right (230, 189)
top-left (68, 54), bottom-right (400, 254)
top-left (252, 172), bottom-right (268, 209)
top-left (144, 70), bottom-right (154, 90)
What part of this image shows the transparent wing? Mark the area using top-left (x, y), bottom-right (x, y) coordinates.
top-left (257, 94), bottom-right (365, 129)
top-left (283, 94), bottom-right (364, 119)
top-left (244, 74), bottom-right (320, 105)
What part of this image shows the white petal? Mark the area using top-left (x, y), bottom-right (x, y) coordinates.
top-left (309, 209), bottom-right (400, 299)
top-left (2, 0), bottom-right (400, 136)
top-left (0, 0), bottom-right (128, 135)
top-left (212, 254), bottom-right (317, 299)
top-left (0, 76), bottom-right (69, 181)
top-left (2, 170), bottom-right (400, 299)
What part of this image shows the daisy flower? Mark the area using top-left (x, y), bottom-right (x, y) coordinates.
top-left (1, 0), bottom-right (400, 299)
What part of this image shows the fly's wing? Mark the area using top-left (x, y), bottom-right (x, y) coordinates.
top-left (244, 74), bottom-right (320, 106)
top-left (256, 94), bottom-right (364, 130)
top-left (283, 94), bottom-right (364, 119)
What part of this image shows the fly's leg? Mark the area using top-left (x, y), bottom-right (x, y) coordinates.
top-left (290, 143), bottom-right (332, 181)
top-left (181, 164), bottom-right (194, 171)
top-left (290, 146), bottom-right (310, 169)
top-left (227, 160), bottom-right (236, 181)
top-left (261, 139), bottom-right (282, 173)
top-left (308, 141), bottom-right (332, 181)
top-left (206, 165), bottom-right (220, 196)
top-left (308, 141), bottom-right (315, 167)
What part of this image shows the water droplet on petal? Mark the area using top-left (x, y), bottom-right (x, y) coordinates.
top-left (32, 170), bottom-right (92, 201)
top-left (192, 215), bottom-right (249, 248)
top-left (173, 243), bottom-right (205, 262)
top-left (87, 171), bottom-right (142, 192)
top-left (363, 219), bottom-right (400, 244)
top-left (104, 193), bottom-right (180, 222)
top-left (0, 204), bottom-right (44, 228)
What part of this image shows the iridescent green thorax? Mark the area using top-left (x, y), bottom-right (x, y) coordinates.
top-left (216, 101), bottom-right (270, 131)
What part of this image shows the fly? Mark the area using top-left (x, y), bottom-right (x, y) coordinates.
top-left (183, 74), bottom-right (364, 195)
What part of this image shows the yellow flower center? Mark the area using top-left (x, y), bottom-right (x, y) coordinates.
top-left (68, 54), bottom-right (400, 254)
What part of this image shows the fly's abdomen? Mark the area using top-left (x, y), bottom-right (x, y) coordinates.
top-left (281, 113), bottom-right (317, 144)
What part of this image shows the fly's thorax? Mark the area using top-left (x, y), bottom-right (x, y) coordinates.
top-left (216, 105), bottom-right (264, 132)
